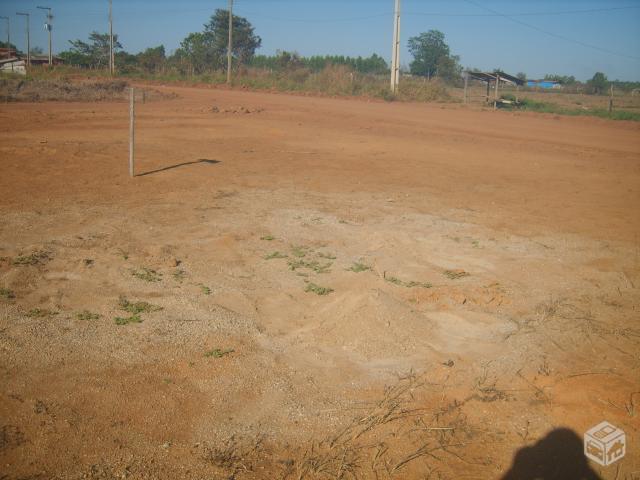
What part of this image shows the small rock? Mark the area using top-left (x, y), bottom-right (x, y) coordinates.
top-left (166, 257), bottom-right (180, 267)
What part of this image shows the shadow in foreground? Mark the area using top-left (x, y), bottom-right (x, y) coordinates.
top-left (501, 428), bottom-right (602, 480)
top-left (137, 159), bottom-right (220, 177)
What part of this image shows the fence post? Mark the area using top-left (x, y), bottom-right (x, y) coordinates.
top-left (609, 84), bottom-right (613, 113)
top-left (463, 73), bottom-right (468, 104)
top-left (129, 87), bottom-right (135, 177)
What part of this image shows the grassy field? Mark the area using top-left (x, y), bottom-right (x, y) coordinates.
top-left (456, 83), bottom-right (640, 121)
top-left (6, 65), bottom-right (640, 121)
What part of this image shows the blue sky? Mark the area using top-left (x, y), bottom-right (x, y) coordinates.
top-left (2, 0), bottom-right (639, 80)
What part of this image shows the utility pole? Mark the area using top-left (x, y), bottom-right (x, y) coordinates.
top-left (37, 6), bottom-right (52, 65)
top-left (109, 0), bottom-right (114, 75)
top-left (390, 0), bottom-right (401, 93)
top-left (227, 0), bottom-right (233, 84)
top-left (16, 13), bottom-right (30, 67)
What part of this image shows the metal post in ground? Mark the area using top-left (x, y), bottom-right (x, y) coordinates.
top-left (129, 87), bottom-right (135, 177)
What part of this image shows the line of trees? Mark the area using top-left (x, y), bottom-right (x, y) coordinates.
top-left (250, 51), bottom-right (388, 75)
top-left (57, 9), bottom-right (260, 75)
top-left (0, 41), bottom-right (44, 56)
top-left (517, 71), bottom-right (640, 94)
top-left (46, 11), bottom-right (638, 95)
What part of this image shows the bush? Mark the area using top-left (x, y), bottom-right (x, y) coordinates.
top-left (0, 77), bottom-right (130, 102)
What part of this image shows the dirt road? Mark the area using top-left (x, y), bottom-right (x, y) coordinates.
top-left (1, 84), bottom-right (639, 479)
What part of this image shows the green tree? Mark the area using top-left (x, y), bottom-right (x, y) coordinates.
top-left (137, 45), bottom-right (166, 73)
top-left (408, 30), bottom-right (460, 81)
top-left (0, 40), bottom-right (20, 56)
top-left (203, 9), bottom-right (261, 69)
top-left (58, 50), bottom-right (91, 67)
top-left (435, 54), bottom-right (462, 82)
top-left (177, 32), bottom-right (212, 74)
top-left (65, 31), bottom-right (122, 68)
top-left (543, 74), bottom-right (576, 85)
top-left (588, 72), bottom-right (608, 94)
top-left (275, 50), bottom-right (304, 70)
top-left (516, 72), bottom-right (527, 81)
top-left (0, 41), bottom-right (18, 51)
top-left (114, 51), bottom-right (139, 74)
top-left (176, 9), bottom-right (260, 74)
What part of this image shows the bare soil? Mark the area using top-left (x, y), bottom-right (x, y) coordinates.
top-left (1, 83), bottom-right (639, 479)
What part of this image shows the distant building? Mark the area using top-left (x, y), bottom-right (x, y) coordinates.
top-left (527, 80), bottom-right (562, 89)
top-left (29, 55), bottom-right (65, 66)
top-left (0, 58), bottom-right (26, 75)
top-left (0, 48), bottom-right (64, 69)
top-left (0, 48), bottom-right (26, 75)
top-left (0, 47), bottom-right (17, 60)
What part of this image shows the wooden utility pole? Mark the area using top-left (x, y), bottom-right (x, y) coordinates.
top-left (37, 6), bottom-right (52, 65)
top-left (129, 87), bottom-right (135, 177)
top-left (227, 0), bottom-right (233, 84)
top-left (16, 13), bottom-right (30, 67)
top-left (390, 0), bottom-right (401, 93)
top-left (494, 73), bottom-right (500, 110)
top-left (109, 0), bottom-right (114, 75)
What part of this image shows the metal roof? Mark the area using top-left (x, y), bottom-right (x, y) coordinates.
top-left (465, 70), bottom-right (525, 86)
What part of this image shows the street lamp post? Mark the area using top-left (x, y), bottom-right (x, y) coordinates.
top-left (37, 6), bottom-right (52, 65)
top-left (16, 12), bottom-right (30, 67)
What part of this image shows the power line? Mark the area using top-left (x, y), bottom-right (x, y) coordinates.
top-left (53, 4), bottom-right (640, 21)
top-left (232, 4), bottom-right (640, 23)
top-left (462, 0), bottom-right (640, 62)
top-left (407, 5), bottom-right (640, 17)
top-left (233, 10), bottom-right (389, 23)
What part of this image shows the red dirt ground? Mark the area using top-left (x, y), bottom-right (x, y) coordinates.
top-left (1, 84), bottom-right (639, 479)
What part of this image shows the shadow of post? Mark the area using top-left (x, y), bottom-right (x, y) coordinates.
top-left (501, 428), bottom-right (602, 480)
top-left (136, 159), bottom-right (220, 177)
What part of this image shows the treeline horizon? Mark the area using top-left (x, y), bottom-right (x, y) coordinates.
top-left (1, 6), bottom-right (638, 91)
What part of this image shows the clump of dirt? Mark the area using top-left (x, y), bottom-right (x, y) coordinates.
top-left (0, 78), bottom-right (174, 103)
top-left (210, 105), bottom-right (264, 114)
